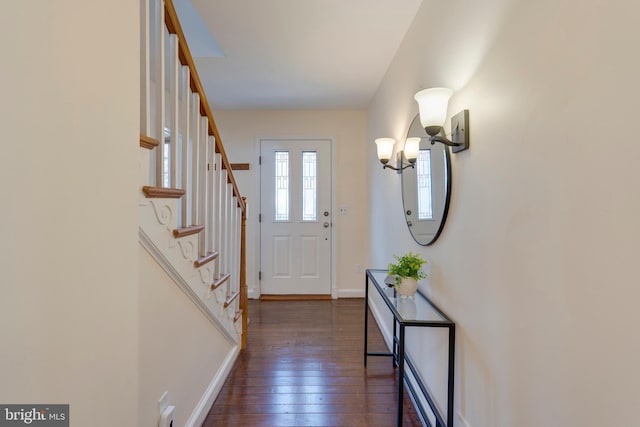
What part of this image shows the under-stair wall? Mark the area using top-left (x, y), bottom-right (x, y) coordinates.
top-left (138, 245), bottom-right (237, 427)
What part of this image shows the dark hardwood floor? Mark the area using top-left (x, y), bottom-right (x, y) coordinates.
top-left (202, 299), bottom-right (422, 427)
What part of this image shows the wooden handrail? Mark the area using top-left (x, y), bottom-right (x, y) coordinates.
top-left (164, 0), bottom-right (245, 214)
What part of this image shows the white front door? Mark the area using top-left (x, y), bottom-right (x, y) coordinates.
top-left (260, 139), bottom-right (332, 295)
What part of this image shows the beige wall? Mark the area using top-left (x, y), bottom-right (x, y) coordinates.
top-left (213, 110), bottom-right (369, 297)
top-left (0, 1), bottom-right (139, 426)
top-left (138, 246), bottom-right (234, 426)
top-left (367, 0), bottom-right (640, 426)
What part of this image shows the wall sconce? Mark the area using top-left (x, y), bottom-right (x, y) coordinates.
top-left (414, 87), bottom-right (469, 153)
top-left (375, 137), bottom-right (420, 173)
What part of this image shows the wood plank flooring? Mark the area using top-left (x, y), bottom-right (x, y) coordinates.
top-left (202, 299), bottom-right (422, 427)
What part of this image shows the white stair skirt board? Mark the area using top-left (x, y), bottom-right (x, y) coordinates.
top-left (184, 344), bottom-right (240, 427)
top-left (139, 196), bottom-right (241, 342)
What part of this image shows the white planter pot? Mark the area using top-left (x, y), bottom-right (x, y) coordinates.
top-left (397, 277), bottom-right (418, 298)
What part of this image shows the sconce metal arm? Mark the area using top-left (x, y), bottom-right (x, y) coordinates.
top-left (382, 163), bottom-right (415, 171)
top-left (381, 150), bottom-right (415, 174)
top-left (429, 135), bottom-right (463, 147)
top-left (425, 109), bottom-right (469, 153)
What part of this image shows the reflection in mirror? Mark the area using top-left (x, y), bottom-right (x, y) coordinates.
top-left (401, 114), bottom-right (451, 245)
top-left (416, 150), bottom-right (433, 220)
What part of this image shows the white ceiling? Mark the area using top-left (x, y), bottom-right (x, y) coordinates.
top-left (176, 0), bottom-right (423, 110)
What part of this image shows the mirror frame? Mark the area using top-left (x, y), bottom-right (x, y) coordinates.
top-left (401, 114), bottom-right (452, 246)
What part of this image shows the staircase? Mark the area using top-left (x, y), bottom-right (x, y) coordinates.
top-left (138, 0), bottom-right (247, 348)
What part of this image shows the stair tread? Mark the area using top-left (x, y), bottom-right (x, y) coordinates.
top-left (173, 225), bottom-right (205, 238)
top-left (140, 134), bottom-right (160, 149)
top-left (142, 186), bottom-right (185, 198)
top-left (211, 273), bottom-right (231, 290)
top-left (194, 251), bottom-right (219, 268)
top-left (224, 291), bottom-right (240, 308)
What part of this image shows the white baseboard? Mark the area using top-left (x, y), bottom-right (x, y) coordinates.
top-left (184, 344), bottom-right (240, 427)
top-left (337, 288), bottom-right (365, 298)
top-left (248, 287), bottom-right (259, 300)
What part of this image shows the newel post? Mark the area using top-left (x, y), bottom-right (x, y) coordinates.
top-left (240, 197), bottom-right (248, 350)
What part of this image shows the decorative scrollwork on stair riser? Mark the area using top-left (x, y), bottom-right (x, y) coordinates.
top-left (213, 288), bottom-right (225, 305)
top-left (176, 240), bottom-right (194, 259)
top-left (199, 267), bottom-right (212, 284)
top-left (149, 200), bottom-right (173, 226)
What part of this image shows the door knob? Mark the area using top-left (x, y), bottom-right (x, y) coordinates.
top-left (323, 211), bottom-right (329, 217)
top-left (323, 222), bottom-right (330, 228)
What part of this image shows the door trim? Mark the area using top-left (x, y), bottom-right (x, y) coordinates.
top-left (256, 137), bottom-right (336, 299)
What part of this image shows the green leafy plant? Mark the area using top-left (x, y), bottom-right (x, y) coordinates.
top-left (388, 252), bottom-right (427, 285)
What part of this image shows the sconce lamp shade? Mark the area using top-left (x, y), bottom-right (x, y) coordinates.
top-left (375, 138), bottom-right (395, 164)
top-left (414, 88), bottom-right (453, 136)
top-left (404, 137), bottom-right (421, 162)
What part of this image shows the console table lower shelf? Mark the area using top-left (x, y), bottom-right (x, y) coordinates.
top-left (363, 269), bottom-right (455, 427)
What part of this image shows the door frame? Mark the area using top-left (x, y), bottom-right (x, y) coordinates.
top-left (255, 136), bottom-right (337, 299)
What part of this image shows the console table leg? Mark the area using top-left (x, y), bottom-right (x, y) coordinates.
top-left (397, 324), bottom-right (405, 427)
top-left (364, 276), bottom-right (369, 367)
top-left (447, 325), bottom-right (456, 427)
top-left (393, 319), bottom-right (398, 368)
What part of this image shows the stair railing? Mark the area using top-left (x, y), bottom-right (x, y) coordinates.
top-left (139, 0), bottom-right (247, 348)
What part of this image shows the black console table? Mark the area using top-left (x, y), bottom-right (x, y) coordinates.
top-left (364, 269), bottom-right (455, 427)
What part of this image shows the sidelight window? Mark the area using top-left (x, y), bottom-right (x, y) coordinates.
top-left (302, 151), bottom-right (317, 221)
top-left (274, 151), bottom-right (290, 221)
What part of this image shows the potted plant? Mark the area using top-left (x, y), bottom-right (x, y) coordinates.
top-left (388, 252), bottom-right (427, 298)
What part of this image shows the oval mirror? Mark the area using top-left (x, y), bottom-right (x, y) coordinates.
top-left (401, 114), bottom-right (451, 245)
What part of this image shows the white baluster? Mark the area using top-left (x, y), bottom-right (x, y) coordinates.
top-left (238, 205), bottom-right (242, 296)
top-left (148, 0), bottom-right (164, 185)
top-left (219, 168), bottom-right (227, 277)
top-left (155, 26), bottom-right (167, 187)
top-left (140, 0), bottom-right (151, 136)
top-left (214, 153), bottom-right (222, 279)
top-left (226, 183), bottom-right (233, 291)
top-left (231, 196), bottom-right (237, 295)
top-left (207, 136), bottom-right (216, 257)
top-left (190, 94), bottom-right (200, 227)
top-left (199, 117), bottom-right (208, 257)
top-left (167, 34), bottom-right (179, 189)
top-left (179, 66), bottom-right (190, 227)
top-left (234, 204), bottom-right (240, 296)
top-left (237, 205), bottom-right (242, 297)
